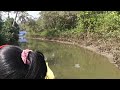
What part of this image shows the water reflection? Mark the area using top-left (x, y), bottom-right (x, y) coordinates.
top-left (18, 31), bottom-right (27, 43)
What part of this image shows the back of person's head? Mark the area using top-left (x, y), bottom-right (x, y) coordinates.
top-left (0, 45), bottom-right (47, 79)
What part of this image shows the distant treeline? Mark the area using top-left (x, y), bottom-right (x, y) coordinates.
top-left (1, 11), bottom-right (120, 45)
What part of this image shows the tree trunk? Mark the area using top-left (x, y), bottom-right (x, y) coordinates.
top-left (8, 12), bottom-right (10, 18)
top-left (12, 11), bottom-right (18, 27)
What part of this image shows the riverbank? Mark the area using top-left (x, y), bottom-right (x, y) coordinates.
top-left (27, 36), bottom-right (120, 69)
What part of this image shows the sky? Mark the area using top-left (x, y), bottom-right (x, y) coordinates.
top-left (2, 11), bottom-right (40, 20)
top-left (27, 11), bottom-right (40, 18)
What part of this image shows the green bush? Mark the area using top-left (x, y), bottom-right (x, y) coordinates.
top-left (0, 18), bottom-right (20, 45)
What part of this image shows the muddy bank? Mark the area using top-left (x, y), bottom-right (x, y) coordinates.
top-left (28, 37), bottom-right (120, 69)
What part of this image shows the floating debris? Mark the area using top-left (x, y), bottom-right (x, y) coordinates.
top-left (52, 53), bottom-right (55, 57)
top-left (74, 64), bottom-right (80, 68)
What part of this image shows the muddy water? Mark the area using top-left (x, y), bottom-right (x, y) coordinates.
top-left (20, 39), bottom-right (120, 79)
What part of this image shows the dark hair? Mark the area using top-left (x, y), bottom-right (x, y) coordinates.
top-left (0, 45), bottom-right (47, 79)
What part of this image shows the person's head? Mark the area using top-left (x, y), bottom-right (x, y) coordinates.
top-left (0, 45), bottom-right (47, 79)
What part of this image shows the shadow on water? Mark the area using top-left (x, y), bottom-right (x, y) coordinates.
top-left (20, 39), bottom-right (120, 79)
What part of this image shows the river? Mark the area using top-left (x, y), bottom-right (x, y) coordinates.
top-left (20, 39), bottom-right (120, 79)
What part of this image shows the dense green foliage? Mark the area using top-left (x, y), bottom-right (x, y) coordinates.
top-left (21, 11), bottom-right (120, 41)
top-left (0, 18), bottom-right (20, 45)
top-left (40, 11), bottom-right (78, 30)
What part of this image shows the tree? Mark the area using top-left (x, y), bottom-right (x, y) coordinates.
top-left (1, 18), bottom-right (20, 44)
top-left (17, 11), bottom-right (31, 24)
top-left (39, 11), bottom-right (78, 30)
